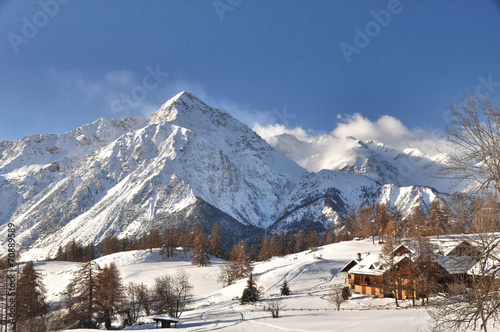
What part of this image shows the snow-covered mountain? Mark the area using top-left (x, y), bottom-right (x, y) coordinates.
top-left (0, 92), bottom-right (446, 258)
top-left (267, 133), bottom-right (450, 193)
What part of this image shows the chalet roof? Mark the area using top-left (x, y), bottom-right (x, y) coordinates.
top-left (340, 259), bottom-right (359, 273)
top-left (343, 233), bottom-right (500, 278)
top-left (391, 244), bottom-right (413, 256)
top-left (468, 257), bottom-right (500, 277)
top-left (347, 252), bottom-right (409, 276)
top-left (437, 255), bottom-right (480, 275)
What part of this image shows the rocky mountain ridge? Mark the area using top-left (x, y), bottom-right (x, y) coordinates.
top-left (0, 92), bottom-right (446, 259)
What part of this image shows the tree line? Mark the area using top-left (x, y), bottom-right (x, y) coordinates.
top-left (53, 221), bottom-right (225, 263)
top-left (52, 200), bottom-right (457, 270)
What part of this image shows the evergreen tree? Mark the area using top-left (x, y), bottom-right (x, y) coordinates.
top-left (240, 274), bottom-right (259, 304)
top-left (63, 280), bottom-right (77, 323)
top-left (176, 226), bottom-right (188, 249)
top-left (209, 222), bottom-right (223, 258)
top-left (342, 286), bottom-right (352, 300)
top-left (95, 262), bottom-right (125, 329)
top-left (280, 278), bottom-right (291, 296)
top-left (17, 261), bottom-right (48, 323)
top-left (57, 239), bottom-right (91, 262)
top-left (390, 209), bottom-right (404, 244)
top-left (380, 235), bottom-right (400, 308)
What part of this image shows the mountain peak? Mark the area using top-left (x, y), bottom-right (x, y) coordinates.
top-left (170, 91), bottom-right (205, 105)
top-left (148, 91), bottom-right (211, 124)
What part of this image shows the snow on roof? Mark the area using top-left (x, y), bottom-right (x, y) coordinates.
top-left (347, 252), bottom-right (409, 276)
top-left (392, 243), bottom-right (413, 254)
top-left (401, 238), bottom-right (462, 257)
top-left (468, 257), bottom-right (500, 277)
top-left (437, 255), bottom-right (480, 275)
top-left (388, 234), bottom-right (500, 276)
top-left (343, 234), bottom-right (500, 279)
top-left (399, 234), bottom-right (495, 259)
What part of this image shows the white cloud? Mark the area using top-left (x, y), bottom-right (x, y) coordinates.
top-left (252, 112), bottom-right (451, 174)
top-left (252, 123), bottom-right (312, 142)
top-left (333, 114), bottom-right (412, 143)
top-left (331, 113), bottom-right (448, 156)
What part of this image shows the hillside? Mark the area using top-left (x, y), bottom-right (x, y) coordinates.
top-left (33, 239), bottom-right (431, 331)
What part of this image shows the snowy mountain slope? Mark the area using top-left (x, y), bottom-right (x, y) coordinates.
top-left (36, 241), bottom-right (430, 331)
top-left (270, 169), bottom-right (445, 233)
top-left (268, 134), bottom-right (450, 193)
top-left (0, 92), bottom-right (447, 258)
top-left (0, 92), bottom-right (307, 257)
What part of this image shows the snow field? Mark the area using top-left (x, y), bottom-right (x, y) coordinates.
top-left (36, 239), bottom-right (432, 331)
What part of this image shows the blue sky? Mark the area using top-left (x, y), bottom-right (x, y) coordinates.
top-left (1, 0), bottom-right (500, 144)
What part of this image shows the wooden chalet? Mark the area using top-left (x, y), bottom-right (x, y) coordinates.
top-left (341, 237), bottom-right (490, 300)
top-left (341, 245), bottom-right (415, 299)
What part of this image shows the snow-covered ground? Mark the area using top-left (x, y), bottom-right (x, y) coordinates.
top-left (35, 239), bottom-right (432, 331)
